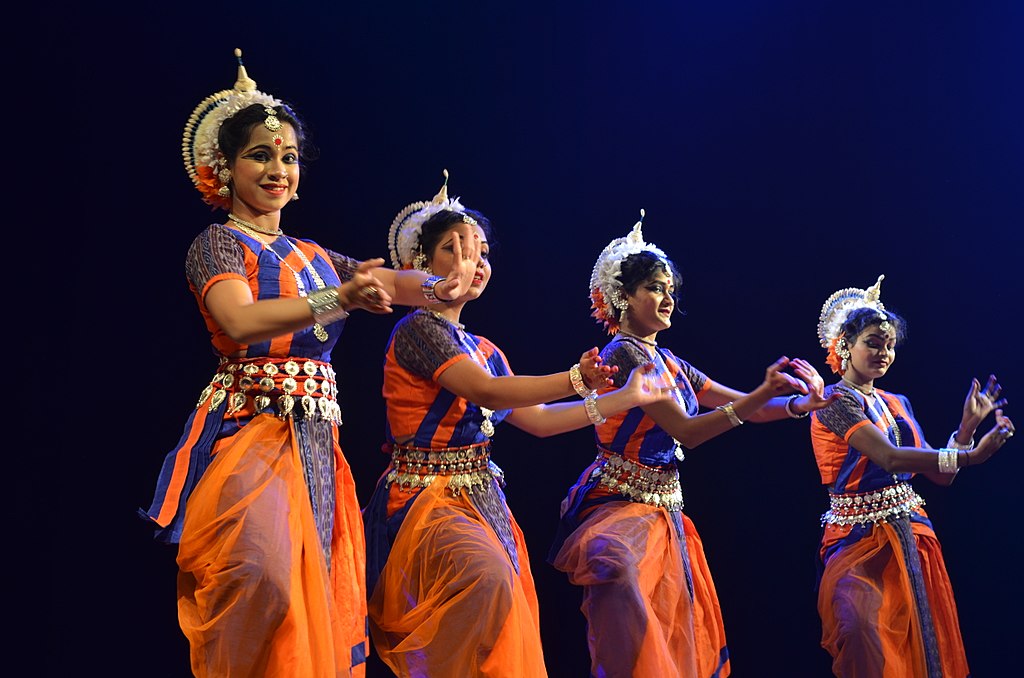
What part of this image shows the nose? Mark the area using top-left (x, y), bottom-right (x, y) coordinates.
top-left (267, 160), bottom-right (289, 181)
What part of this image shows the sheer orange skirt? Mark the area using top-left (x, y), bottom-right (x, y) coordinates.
top-left (552, 501), bottom-right (730, 678)
top-left (818, 518), bottom-right (968, 678)
top-left (176, 415), bottom-right (368, 677)
top-left (368, 479), bottom-right (547, 678)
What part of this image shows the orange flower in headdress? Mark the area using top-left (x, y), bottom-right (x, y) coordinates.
top-left (825, 336), bottom-right (845, 375)
top-left (196, 165), bottom-right (232, 210)
top-left (590, 287), bottom-right (620, 335)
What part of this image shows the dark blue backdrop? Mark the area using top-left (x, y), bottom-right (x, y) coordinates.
top-left (63, 2), bottom-right (1022, 675)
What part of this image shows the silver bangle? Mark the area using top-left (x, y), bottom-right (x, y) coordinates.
top-left (306, 287), bottom-right (349, 324)
top-left (569, 363), bottom-right (596, 399)
top-left (937, 447), bottom-right (959, 475)
top-left (584, 392), bottom-right (606, 425)
top-left (716, 402), bottom-right (744, 427)
top-left (785, 394), bottom-right (809, 419)
top-left (421, 275), bottom-right (450, 304)
top-left (946, 430), bottom-right (975, 451)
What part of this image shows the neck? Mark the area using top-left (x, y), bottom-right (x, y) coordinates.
top-left (841, 373), bottom-right (875, 395)
top-left (618, 324), bottom-right (658, 346)
top-left (228, 206), bottom-right (283, 236)
top-left (424, 301), bottom-right (467, 328)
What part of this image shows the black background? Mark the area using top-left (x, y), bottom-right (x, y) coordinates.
top-left (61, 1), bottom-right (1022, 675)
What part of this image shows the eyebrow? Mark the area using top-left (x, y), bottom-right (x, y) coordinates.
top-left (441, 237), bottom-right (488, 246)
top-left (243, 143), bottom-right (298, 153)
top-left (864, 333), bottom-right (894, 342)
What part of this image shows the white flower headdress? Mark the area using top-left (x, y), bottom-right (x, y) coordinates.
top-left (388, 169), bottom-right (470, 269)
top-left (816, 274), bottom-right (888, 349)
top-left (589, 209), bottom-right (669, 333)
top-left (182, 48), bottom-right (283, 209)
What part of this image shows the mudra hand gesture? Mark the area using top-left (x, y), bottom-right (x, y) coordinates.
top-left (578, 347), bottom-right (618, 390)
top-left (789, 358), bottom-right (842, 413)
top-left (341, 258), bottom-right (392, 314)
top-left (431, 229), bottom-right (483, 302)
top-left (971, 409), bottom-right (1015, 464)
top-left (761, 357), bottom-right (810, 395)
top-left (620, 361), bottom-right (675, 406)
top-left (961, 375), bottom-right (1008, 432)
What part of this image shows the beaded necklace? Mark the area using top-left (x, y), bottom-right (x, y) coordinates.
top-left (231, 221), bottom-right (331, 342)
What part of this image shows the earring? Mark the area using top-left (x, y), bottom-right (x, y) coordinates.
top-left (216, 167), bottom-right (232, 197)
top-left (413, 250), bottom-right (428, 272)
top-left (290, 193), bottom-right (300, 202)
top-left (837, 337), bottom-right (850, 373)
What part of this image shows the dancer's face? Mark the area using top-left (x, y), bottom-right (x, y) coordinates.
top-left (229, 122), bottom-right (300, 215)
top-left (427, 222), bottom-right (490, 302)
top-left (844, 323), bottom-right (897, 382)
top-left (623, 269), bottom-right (675, 337)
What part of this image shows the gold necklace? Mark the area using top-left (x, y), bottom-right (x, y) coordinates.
top-left (227, 213), bottom-right (284, 236)
top-left (426, 309), bottom-right (465, 331)
top-left (841, 376), bottom-right (875, 396)
top-left (232, 221), bottom-right (331, 342)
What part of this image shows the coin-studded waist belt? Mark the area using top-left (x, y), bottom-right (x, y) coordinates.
top-left (822, 481), bottom-right (925, 527)
top-left (386, 442), bottom-right (503, 496)
top-left (589, 446), bottom-right (684, 511)
top-left (194, 356), bottom-right (342, 424)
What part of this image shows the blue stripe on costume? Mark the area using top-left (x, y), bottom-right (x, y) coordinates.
top-left (139, 397), bottom-right (227, 543)
top-left (416, 389), bottom-right (458, 444)
top-left (610, 407), bottom-right (645, 450)
top-left (891, 517), bottom-right (943, 677)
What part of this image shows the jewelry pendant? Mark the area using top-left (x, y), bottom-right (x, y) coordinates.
top-left (480, 407), bottom-right (495, 437)
top-left (313, 323), bottom-right (328, 342)
top-left (673, 440), bottom-right (685, 462)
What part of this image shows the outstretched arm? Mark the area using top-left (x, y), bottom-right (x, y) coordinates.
top-left (644, 357), bottom-right (807, 448)
top-left (700, 358), bottom-right (839, 422)
top-left (205, 258), bottom-right (404, 344)
top-left (505, 363), bottom-right (669, 437)
top-left (363, 230), bottom-right (483, 309)
top-left (435, 347), bottom-right (615, 411)
top-left (849, 408), bottom-right (1014, 486)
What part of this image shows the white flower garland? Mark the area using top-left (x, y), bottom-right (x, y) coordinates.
top-left (590, 209), bottom-right (668, 320)
top-left (817, 275), bottom-right (886, 347)
top-left (388, 170), bottom-right (467, 269)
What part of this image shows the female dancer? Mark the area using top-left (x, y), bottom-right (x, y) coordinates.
top-left (549, 212), bottom-right (836, 678)
top-left (140, 51), bottom-right (480, 677)
top-left (362, 178), bottom-right (671, 677)
top-left (811, 275), bottom-right (1014, 677)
